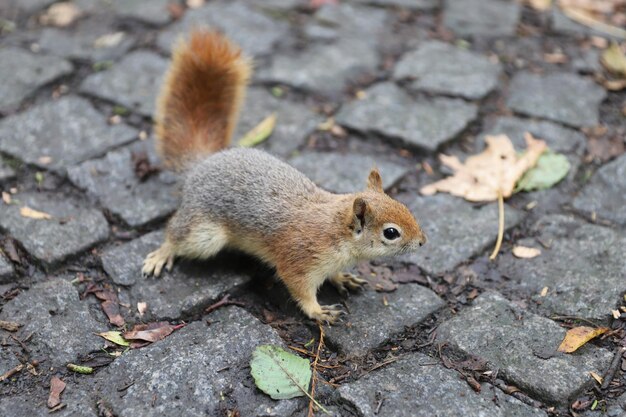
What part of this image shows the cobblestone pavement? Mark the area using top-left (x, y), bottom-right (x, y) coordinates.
top-left (1, 1), bottom-right (625, 416)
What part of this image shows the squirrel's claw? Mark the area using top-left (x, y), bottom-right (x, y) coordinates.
top-left (315, 304), bottom-right (346, 325)
top-left (142, 245), bottom-right (175, 278)
top-left (331, 272), bottom-right (367, 297)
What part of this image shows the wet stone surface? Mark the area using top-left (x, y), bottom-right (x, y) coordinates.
top-left (443, 0), bottom-right (521, 37)
top-left (0, 278), bottom-right (104, 367)
top-left (437, 291), bottom-right (612, 406)
top-left (0, 192), bottom-right (109, 267)
top-left (338, 353), bottom-right (548, 417)
top-left (108, 0), bottom-right (172, 26)
top-left (93, 307), bottom-right (302, 416)
top-left (234, 88), bottom-right (324, 158)
top-left (572, 154), bottom-right (626, 226)
top-left (0, 96), bottom-right (137, 173)
top-left (0, 388), bottom-right (95, 417)
top-left (101, 231), bottom-right (250, 320)
top-left (325, 284), bottom-right (444, 356)
top-left (37, 17), bottom-right (136, 62)
top-left (257, 4), bottom-right (388, 95)
top-left (157, 1), bottom-right (289, 56)
top-left (80, 51), bottom-right (168, 117)
top-left (393, 40), bottom-right (502, 100)
top-left (336, 83), bottom-right (478, 151)
top-left (403, 194), bottom-right (525, 276)
top-left (506, 72), bottom-right (606, 128)
top-left (497, 214), bottom-right (626, 321)
top-left (0, 253), bottom-right (15, 282)
top-left (289, 151), bottom-right (409, 193)
top-left (350, 0), bottom-right (437, 9)
top-left (67, 139), bottom-right (178, 228)
top-left (0, 48), bottom-right (73, 113)
top-left (0, 160), bottom-right (16, 182)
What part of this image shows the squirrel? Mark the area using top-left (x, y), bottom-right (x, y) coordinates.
top-left (142, 29), bottom-right (428, 324)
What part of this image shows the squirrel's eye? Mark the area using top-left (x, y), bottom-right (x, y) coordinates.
top-left (383, 228), bottom-right (400, 240)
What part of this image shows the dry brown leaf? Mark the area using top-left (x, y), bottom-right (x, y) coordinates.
top-left (421, 134), bottom-right (547, 202)
top-left (512, 246), bottom-right (542, 259)
top-left (186, 0), bottom-right (205, 8)
top-left (544, 52), bottom-right (569, 64)
top-left (93, 32), bottom-right (125, 49)
top-left (101, 300), bottom-right (125, 327)
top-left (39, 2), bottom-right (81, 27)
top-left (604, 79), bottom-right (626, 90)
top-left (20, 206), bottom-right (52, 220)
top-left (137, 302), bottom-right (147, 316)
top-left (527, 0), bottom-right (552, 11)
top-left (124, 322), bottom-right (183, 343)
top-left (557, 326), bottom-right (609, 353)
top-left (47, 376), bottom-right (66, 408)
top-left (37, 156), bottom-right (52, 165)
top-left (589, 371), bottom-right (604, 384)
top-left (0, 320), bottom-right (21, 332)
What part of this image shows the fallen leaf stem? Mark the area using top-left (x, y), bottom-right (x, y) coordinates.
top-left (308, 324), bottom-right (325, 417)
top-left (489, 191), bottom-right (504, 261)
top-left (273, 353), bottom-right (329, 414)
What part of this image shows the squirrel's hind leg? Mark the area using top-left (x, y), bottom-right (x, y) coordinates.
top-left (142, 213), bottom-right (229, 277)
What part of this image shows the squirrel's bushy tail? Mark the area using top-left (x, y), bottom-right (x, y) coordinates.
top-left (155, 29), bottom-right (252, 170)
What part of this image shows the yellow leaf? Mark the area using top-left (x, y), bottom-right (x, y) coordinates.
top-left (589, 371), bottom-right (603, 384)
top-left (20, 206), bottom-right (52, 220)
top-left (421, 134), bottom-right (547, 202)
top-left (238, 113), bottom-right (277, 148)
top-left (612, 309), bottom-right (621, 319)
top-left (557, 326), bottom-right (609, 353)
top-left (96, 331), bottom-right (130, 347)
top-left (513, 246), bottom-right (542, 259)
top-left (540, 287), bottom-right (549, 297)
top-left (601, 43), bottom-right (626, 78)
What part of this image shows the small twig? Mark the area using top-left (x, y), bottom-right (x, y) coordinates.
top-left (489, 191), bottom-right (504, 261)
top-left (0, 363), bottom-right (24, 382)
top-left (374, 397), bottom-right (385, 414)
top-left (367, 357), bottom-right (398, 373)
top-left (308, 324), bottom-right (325, 417)
top-left (10, 334), bottom-right (29, 352)
top-left (204, 294), bottom-right (245, 314)
top-left (550, 315), bottom-right (603, 328)
top-left (602, 347), bottom-right (625, 390)
top-left (561, 7), bottom-right (626, 39)
top-left (272, 352), bottom-right (329, 414)
top-left (0, 320), bottom-right (21, 332)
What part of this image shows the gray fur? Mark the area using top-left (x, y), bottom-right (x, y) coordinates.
top-left (176, 148), bottom-right (326, 235)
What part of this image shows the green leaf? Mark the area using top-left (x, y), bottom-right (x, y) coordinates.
top-left (515, 151), bottom-right (570, 192)
top-left (97, 331), bottom-right (130, 347)
top-left (250, 344), bottom-right (311, 400)
top-left (238, 113), bottom-right (276, 148)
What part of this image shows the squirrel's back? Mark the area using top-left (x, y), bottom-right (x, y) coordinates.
top-left (155, 30), bottom-right (251, 170)
top-left (182, 148), bottom-right (329, 235)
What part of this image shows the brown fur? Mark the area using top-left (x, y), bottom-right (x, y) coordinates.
top-left (155, 29), bottom-right (252, 170)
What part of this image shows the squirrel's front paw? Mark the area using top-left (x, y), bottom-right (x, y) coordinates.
top-left (331, 272), bottom-right (368, 296)
top-left (311, 304), bottom-right (345, 325)
top-left (142, 245), bottom-right (175, 277)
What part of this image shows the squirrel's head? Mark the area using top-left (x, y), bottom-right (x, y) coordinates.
top-left (347, 168), bottom-right (427, 259)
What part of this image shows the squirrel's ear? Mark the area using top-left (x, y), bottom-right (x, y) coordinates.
top-left (352, 197), bottom-right (369, 230)
top-left (366, 168), bottom-right (384, 193)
